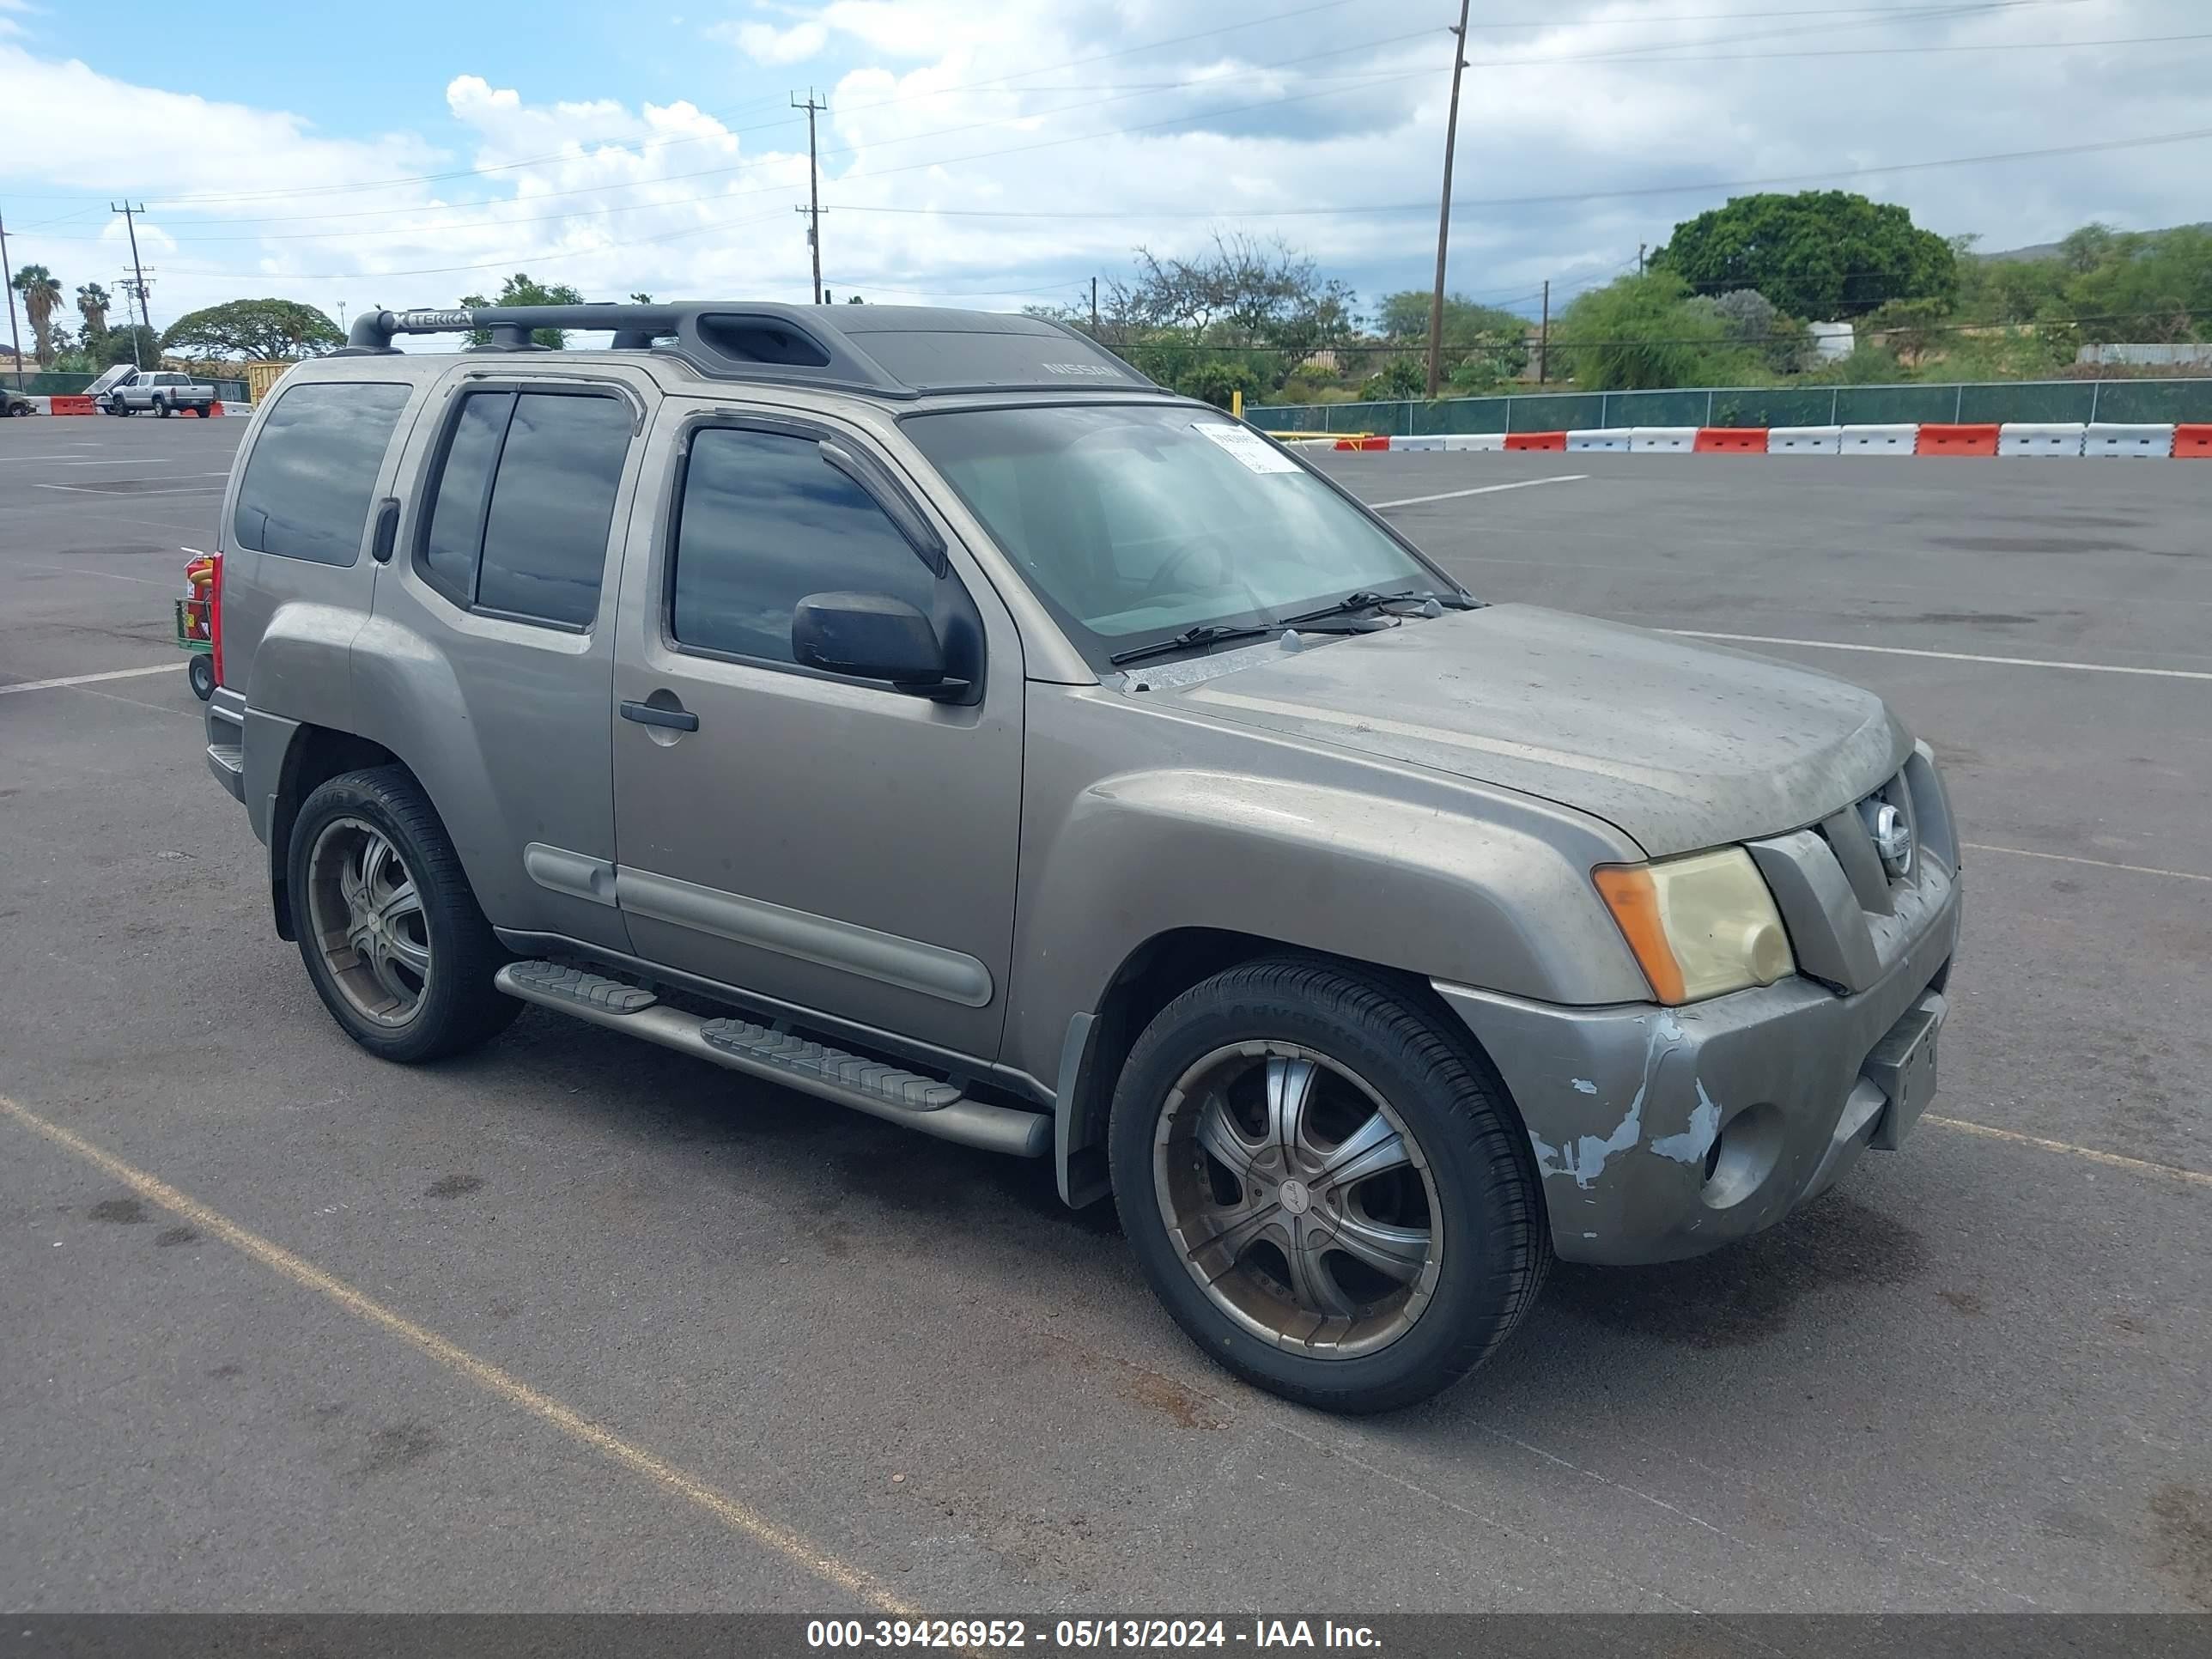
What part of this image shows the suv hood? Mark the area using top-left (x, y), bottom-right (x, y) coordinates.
top-left (1165, 604), bottom-right (1910, 858)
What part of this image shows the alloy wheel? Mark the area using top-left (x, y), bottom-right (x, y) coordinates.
top-left (1152, 1042), bottom-right (1443, 1358)
top-left (306, 817), bottom-right (433, 1026)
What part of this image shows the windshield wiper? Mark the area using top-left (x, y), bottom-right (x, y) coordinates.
top-left (1109, 623), bottom-right (1277, 666)
top-left (1279, 588), bottom-right (1474, 627)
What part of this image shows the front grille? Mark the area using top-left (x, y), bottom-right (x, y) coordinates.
top-left (1747, 744), bottom-right (1958, 996)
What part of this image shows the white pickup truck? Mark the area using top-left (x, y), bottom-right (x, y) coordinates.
top-left (94, 368), bottom-right (217, 417)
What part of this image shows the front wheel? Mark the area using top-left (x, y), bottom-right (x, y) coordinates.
top-left (287, 765), bottom-right (519, 1063)
top-left (1109, 959), bottom-right (1549, 1413)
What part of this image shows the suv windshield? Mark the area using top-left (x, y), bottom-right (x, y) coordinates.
top-left (904, 404), bottom-right (1442, 665)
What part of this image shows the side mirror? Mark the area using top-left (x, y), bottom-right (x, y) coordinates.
top-left (793, 592), bottom-right (955, 694)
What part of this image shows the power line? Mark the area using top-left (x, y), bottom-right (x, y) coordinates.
top-left (826, 124), bottom-right (2212, 221)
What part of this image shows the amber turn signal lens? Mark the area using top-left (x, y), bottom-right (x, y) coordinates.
top-left (1593, 865), bottom-right (1686, 1005)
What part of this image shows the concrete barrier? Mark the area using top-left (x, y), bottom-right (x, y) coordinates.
top-left (1694, 427), bottom-right (1767, 453)
top-left (1840, 423), bottom-right (1917, 455)
top-left (2172, 423), bottom-right (2212, 458)
top-left (2083, 422), bottom-right (2174, 458)
top-left (1333, 435), bottom-right (1391, 452)
top-left (1441, 433), bottom-right (1504, 452)
top-left (1917, 422), bottom-right (2000, 457)
top-left (1391, 434), bottom-right (1448, 452)
top-left (1565, 428), bottom-right (1632, 452)
top-left (1503, 431), bottom-right (1567, 452)
top-left (1767, 425), bottom-right (1842, 453)
top-left (1628, 426), bottom-right (1698, 453)
top-left (1997, 422), bottom-right (2086, 456)
top-left (47, 394), bottom-right (97, 416)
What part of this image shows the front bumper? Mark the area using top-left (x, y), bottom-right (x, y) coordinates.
top-left (1437, 867), bottom-right (1960, 1267)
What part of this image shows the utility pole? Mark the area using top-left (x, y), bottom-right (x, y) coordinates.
top-left (1091, 276), bottom-right (1098, 331)
top-left (0, 210), bottom-right (25, 391)
top-left (113, 203), bottom-right (153, 338)
top-left (791, 91), bottom-right (827, 305)
top-left (1537, 279), bottom-right (1550, 385)
top-left (1424, 0), bottom-right (1472, 398)
top-left (1638, 242), bottom-right (1647, 276)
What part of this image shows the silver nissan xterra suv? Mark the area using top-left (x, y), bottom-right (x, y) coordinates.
top-left (203, 301), bottom-right (1960, 1413)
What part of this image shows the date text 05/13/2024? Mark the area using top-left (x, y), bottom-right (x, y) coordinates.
top-left (805, 1619), bottom-right (1382, 1650)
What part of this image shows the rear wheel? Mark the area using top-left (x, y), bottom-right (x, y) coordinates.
top-left (185, 654), bottom-right (215, 701)
top-left (192, 404), bottom-right (210, 417)
top-left (1109, 958), bottom-right (1549, 1413)
top-left (288, 766), bottom-right (518, 1063)
top-left (155, 397), bottom-right (172, 417)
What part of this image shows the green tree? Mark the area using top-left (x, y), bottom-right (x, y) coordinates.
top-left (100, 324), bottom-right (160, 368)
top-left (161, 298), bottom-right (343, 359)
top-left (1375, 289), bottom-right (1529, 385)
top-left (1860, 296), bottom-right (1951, 365)
top-left (2059, 225), bottom-right (2212, 343)
top-left (458, 273), bottom-right (587, 347)
top-left (75, 282), bottom-right (112, 345)
top-left (10, 264), bottom-right (64, 367)
top-left (1653, 191), bottom-right (1957, 319)
top-left (1358, 356), bottom-right (1426, 401)
top-left (1550, 272), bottom-right (1747, 391)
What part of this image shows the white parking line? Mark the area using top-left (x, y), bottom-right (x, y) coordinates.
top-left (1961, 842), bottom-right (2212, 884)
top-left (33, 483), bottom-right (225, 496)
top-left (1369, 476), bottom-right (1589, 509)
top-left (0, 664), bottom-right (179, 696)
top-left (1665, 630), bottom-right (2212, 681)
top-left (1927, 1116), bottom-right (2212, 1189)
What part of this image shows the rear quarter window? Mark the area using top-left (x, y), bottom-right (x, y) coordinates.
top-left (233, 382), bottom-right (413, 566)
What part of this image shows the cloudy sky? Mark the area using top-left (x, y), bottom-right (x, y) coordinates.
top-left (1, 0), bottom-right (2204, 339)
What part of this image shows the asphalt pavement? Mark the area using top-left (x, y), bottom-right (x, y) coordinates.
top-left (2, 414), bottom-right (2206, 1618)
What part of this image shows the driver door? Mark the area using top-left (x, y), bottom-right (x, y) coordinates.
top-left (610, 408), bottom-right (1024, 1063)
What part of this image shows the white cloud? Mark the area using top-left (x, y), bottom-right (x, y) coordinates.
top-left (714, 19), bottom-right (829, 65)
top-left (0, 1), bottom-right (2202, 335)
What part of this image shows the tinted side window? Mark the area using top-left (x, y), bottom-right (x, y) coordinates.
top-left (417, 391), bottom-right (514, 605)
top-left (413, 389), bottom-right (630, 628)
top-left (671, 428), bottom-right (938, 664)
top-left (231, 383), bottom-right (410, 566)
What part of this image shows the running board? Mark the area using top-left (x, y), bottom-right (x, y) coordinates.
top-left (494, 961), bottom-right (1049, 1159)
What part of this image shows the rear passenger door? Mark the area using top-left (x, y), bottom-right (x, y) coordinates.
top-left (360, 371), bottom-right (648, 954)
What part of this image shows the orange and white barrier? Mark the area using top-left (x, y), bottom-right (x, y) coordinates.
top-left (1299, 421), bottom-right (2207, 459)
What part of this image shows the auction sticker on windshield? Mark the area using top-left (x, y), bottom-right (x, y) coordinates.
top-left (1193, 421), bottom-right (1301, 473)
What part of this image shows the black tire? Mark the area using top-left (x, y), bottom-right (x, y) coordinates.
top-left (287, 765), bottom-right (519, 1063)
top-left (185, 654), bottom-right (216, 701)
top-left (155, 397), bottom-right (172, 417)
top-left (1109, 958), bottom-right (1550, 1414)
top-left (193, 404), bottom-right (210, 417)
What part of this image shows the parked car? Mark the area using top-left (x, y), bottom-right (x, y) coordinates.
top-left (2, 385), bottom-right (35, 416)
top-left (198, 301), bottom-right (1960, 1413)
top-left (100, 368), bottom-right (216, 416)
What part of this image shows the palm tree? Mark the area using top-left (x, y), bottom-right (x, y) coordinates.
top-left (76, 282), bottom-right (111, 343)
top-left (10, 265), bottom-right (63, 368)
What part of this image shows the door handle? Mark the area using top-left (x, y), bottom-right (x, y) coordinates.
top-left (621, 698), bottom-right (698, 732)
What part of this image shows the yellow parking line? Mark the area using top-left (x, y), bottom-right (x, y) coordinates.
top-left (1925, 1114), bottom-right (2212, 1188)
top-left (0, 1093), bottom-right (924, 1617)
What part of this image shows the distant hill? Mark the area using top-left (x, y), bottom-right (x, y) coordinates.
top-left (1978, 223), bottom-right (2209, 262)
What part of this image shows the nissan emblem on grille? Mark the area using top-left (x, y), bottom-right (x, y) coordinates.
top-left (1863, 800), bottom-right (1915, 879)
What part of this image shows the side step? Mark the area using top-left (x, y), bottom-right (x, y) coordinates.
top-left (494, 961), bottom-right (1049, 1159)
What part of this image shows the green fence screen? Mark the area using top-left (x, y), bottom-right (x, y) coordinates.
top-left (1248, 379), bottom-right (2212, 434)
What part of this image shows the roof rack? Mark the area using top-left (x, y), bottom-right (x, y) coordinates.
top-left (337, 301), bottom-right (1167, 401)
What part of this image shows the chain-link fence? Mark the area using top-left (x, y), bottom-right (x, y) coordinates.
top-left (1248, 379), bottom-right (2212, 434)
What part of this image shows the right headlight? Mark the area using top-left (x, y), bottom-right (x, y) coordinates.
top-left (1592, 848), bottom-right (1796, 1006)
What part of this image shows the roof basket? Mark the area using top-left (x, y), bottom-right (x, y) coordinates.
top-left (335, 301), bottom-right (1165, 400)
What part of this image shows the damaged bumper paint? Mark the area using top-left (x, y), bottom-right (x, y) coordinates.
top-left (1434, 873), bottom-right (1961, 1267)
